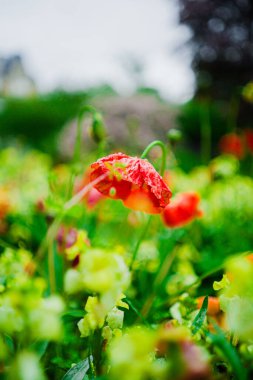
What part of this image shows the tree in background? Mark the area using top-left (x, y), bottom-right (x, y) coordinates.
top-left (179, 0), bottom-right (253, 98)
top-left (177, 0), bottom-right (253, 162)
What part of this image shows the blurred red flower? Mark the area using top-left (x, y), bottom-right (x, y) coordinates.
top-left (162, 192), bottom-right (202, 228)
top-left (219, 133), bottom-right (245, 159)
top-left (75, 170), bottom-right (105, 209)
top-left (244, 129), bottom-right (253, 154)
top-left (90, 153), bottom-right (172, 214)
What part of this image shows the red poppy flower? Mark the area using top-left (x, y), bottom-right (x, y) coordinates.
top-left (90, 153), bottom-right (172, 214)
top-left (162, 192), bottom-right (202, 228)
top-left (219, 133), bottom-right (245, 159)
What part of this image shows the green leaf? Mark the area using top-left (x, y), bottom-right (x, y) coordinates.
top-left (208, 325), bottom-right (247, 380)
top-left (192, 295), bottom-right (208, 335)
top-left (62, 310), bottom-right (84, 322)
top-left (125, 298), bottom-right (149, 326)
top-left (30, 341), bottom-right (48, 359)
top-left (4, 334), bottom-right (15, 354)
top-left (62, 356), bottom-right (92, 380)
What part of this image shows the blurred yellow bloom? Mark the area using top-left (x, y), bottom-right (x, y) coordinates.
top-left (78, 296), bottom-right (107, 337)
top-left (218, 256), bottom-right (253, 340)
top-left (242, 81), bottom-right (253, 103)
top-left (65, 248), bottom-right (130, 311)
top-left (109, 327), bottom-right (157, 380)
top-left (78, 295), bottom-right (127, 338)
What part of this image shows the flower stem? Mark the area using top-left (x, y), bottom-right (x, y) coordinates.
top-left (73, 105), bottom-right (106, 166)
top-left (140, 248), bottom-right (177, 318)
top-left (73, 105), bottom-right (97, 164)
top-left (141, 140), bottom-right (167, 176)
top-left (129, 141), bottom-right (167, 269)
top-left (200, 104), bottom-right (211, 164)
top-left (36, 173), bottom-right (108, 260)
top-left (48, 240), bottom-right (56, 293)
top-left (130, 215), bottom-right (152, 270)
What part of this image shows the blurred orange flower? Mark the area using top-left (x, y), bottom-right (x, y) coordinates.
top-left (90, 153), bottom-right (172, 214)
top-left (197, 296), bottom-right (220, 316)
top-left (162, 192), bottom-right (202, 228)
top-left (0, 188), bottom-right (10, 219)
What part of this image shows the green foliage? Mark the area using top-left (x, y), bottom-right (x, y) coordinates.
top-left (208, 326), bottom-right (247, 380)
top-left (192, 296), bottom-right (208, 334)
top-left (62, 357), bottom-right (91, 380)
top-left (178, 99), bottom-right (228, 146)
top-left (0, 91), bottom-right (88, 154)
top-left (1, 105), bottom-right (253, 379)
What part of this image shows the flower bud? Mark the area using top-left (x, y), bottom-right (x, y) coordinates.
top-left (167, 129), bottom-right (182, 144)
top-left (106, 307), bottom-right (124, 330)
top-left (90, 112), bottom-right (106, 144)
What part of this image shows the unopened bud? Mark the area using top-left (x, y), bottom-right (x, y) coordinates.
top-left (167, 129), bottom-right (182, 144)
top-left (90, 113), bottom-right (106, 144)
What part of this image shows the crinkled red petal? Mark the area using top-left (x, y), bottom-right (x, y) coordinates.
top-left (90, 153), bottom-right (172, 210)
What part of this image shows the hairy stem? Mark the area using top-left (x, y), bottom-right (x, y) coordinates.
top-left (141, 140), bottom-right (167, 176)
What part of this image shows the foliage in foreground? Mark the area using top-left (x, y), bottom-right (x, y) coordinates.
top-left (1, 113), bottom-right (253, 380)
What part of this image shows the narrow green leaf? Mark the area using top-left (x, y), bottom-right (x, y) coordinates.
top-left (30, 340), bottom-right (48, 359)
top-left (4, 334), bottom-right (15, 354)
top-left (62, 356), bottom-right (92, 380)
top-left (125, 298), bottom-right (149, 326)
top-left (192, 295), bottom-right (208, 335)
top-left (208, 326), bottom-right (247, 380)
top-left (62, 310), bottom-right (84, 322)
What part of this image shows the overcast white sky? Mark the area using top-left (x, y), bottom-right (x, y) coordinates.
top-left (0, 0), bottom-right (195, 103)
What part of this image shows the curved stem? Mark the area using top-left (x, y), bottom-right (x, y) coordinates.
top-left (141, 140), bottom-right (167, 176)
top-left (73, 105), bottom-right (102, 164)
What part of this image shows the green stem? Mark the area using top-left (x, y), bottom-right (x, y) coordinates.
top-left (73, 105), bottom-right (97, 164)
top-left (88, 336), bottom-right (96, 379)
top-left (200, 104), bottom-right (211, 164)
top-left (130, 216), bottom-right (152, 270)
top-left (0, 238), bottom-right (16, 250)
top-left (125, 298), bottom-right (149, 326)
top-left (156, 261), bottom-right (228, 311)
top-left (140, 248), bottom-right (177, 318)
top-left (48, 240), bottom-right (56, 294)
top-left (36, 173), bottom-right (108, 260)
top-left (227, 94), bottom-right (239, 133)
top-left (73, 105), bottom-right (103, 163)
top-left (173, 263), bottom-right (224, 298)
top-left (129, 141), bottom-right (167, 270)
top-left (141, 140), bottom-right (167, 176)
top-left (208, 323), bottom-right (247, 380)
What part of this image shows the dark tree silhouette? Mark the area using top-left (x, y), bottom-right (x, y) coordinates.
top-left (179, 0), bottom-right (253, 98)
